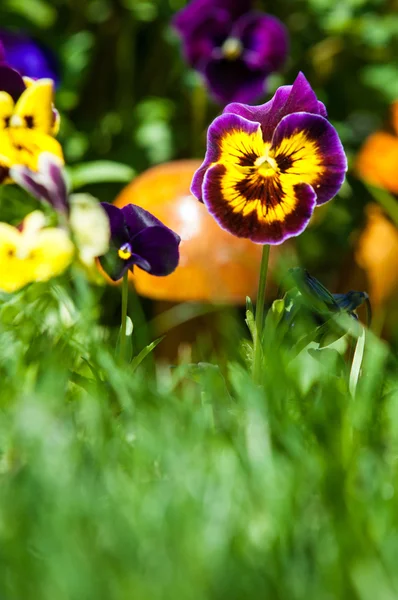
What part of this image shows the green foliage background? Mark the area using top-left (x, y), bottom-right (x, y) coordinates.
top-left (0, 1), bottom-right (397, 598)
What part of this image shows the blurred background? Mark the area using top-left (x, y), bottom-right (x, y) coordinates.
top-left (1, 0), bottom-right (397, 353)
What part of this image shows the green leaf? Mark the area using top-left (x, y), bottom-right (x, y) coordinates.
top-left (67, 161), bottom-right (135, 190)
top-left (245, 296), bottom-right (256, 341)
top-left (349, 325), bottom-right (366, 397)
top-left (130, 336), bottom-right (165, 372)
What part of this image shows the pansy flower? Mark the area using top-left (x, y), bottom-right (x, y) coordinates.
top-left (191, 72), bottom-right (347, 244)
top-left (0, 55), bottom-right (61, 182)
top-left (0, 210), bottom-right (74, 293)
top-left (0, 30), bottom-right (58, 83)
top-left (99, 203), bottom-right (181, 281)
top-left (173, 0), bottom-right (288, 104)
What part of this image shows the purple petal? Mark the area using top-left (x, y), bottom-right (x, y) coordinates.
top-left (0, 64), bottom-right (25, 101)
top-left (232, 13), bottom-right (288, 72)
top-left (101, 202), bottom-right (128, 244)
top-left (11, 165), bottom-right (51, 201)
top-left (174, 8), bottom-right (231, 68)
top-left (203, 57), bottom-right (269, 104)
top-left (121, 204), bottom-right (175, 238)
top-left (173, 0), bottom-right (250, 36)
top-left (0, 40), bottom-right (5, 62)
top-left (223, 72), bottom-right (328, 142)
top-left (191, 112), bottom-right (262, 202)
top-left (10, 154), bottom-right (69, 214)
top-left (202, 162), bottom-right (317, 244)
top-left (131, 226), bottom-right (181, 276)
top-left (270, 112), bottom-right (347, 205)
top-left (0, 30), bottom-right (59, 83)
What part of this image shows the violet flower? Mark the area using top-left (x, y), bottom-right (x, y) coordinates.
top-left (173, 0), bottom-right (288, 104)
top-left (99, 203), bottom-right (181, 281)
top-left (191, 72), bottom-right (347, 244)
top-left (0, 30), bottom-right (58, 83)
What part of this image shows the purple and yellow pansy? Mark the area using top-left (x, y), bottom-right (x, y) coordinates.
top-left (191, 72), bottom-right (347, 244)
top-left (173, 0), bottom-right (288, 104)
top-left (0, 49), bottom-right (62, 182)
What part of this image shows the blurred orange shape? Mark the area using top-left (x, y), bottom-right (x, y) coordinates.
top-left (114, 160), bottom-right (264, 303)
top-left (356, 204), bottom-right (398, 309)
top-left (356, 101), bottom-right (398, 194)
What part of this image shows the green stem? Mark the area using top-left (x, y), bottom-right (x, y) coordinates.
top-left (252, 245), bottom-right (270, 384)
top-left (119, 272), bottom-right (129, 362)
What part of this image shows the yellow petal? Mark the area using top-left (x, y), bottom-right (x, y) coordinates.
top-left (30, 228), bottom-right (74, 281)
top-left (0, 92), bottom-right (14, 131)
top-left (9, 129), bottom-right (64, 171)
top-left (0, 223), bottom-right (31, 292)
top-left (12, 79), bottom-right (54, 134)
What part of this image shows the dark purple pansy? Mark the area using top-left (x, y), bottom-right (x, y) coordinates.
top-left (191, 72), bottom-right (347, 245)
top-left (0, 30), bottom-right (59, 83)
top-left (99, 203), bottom-right (181, 281)
top-left (172, 0), bottom-right (288, 104)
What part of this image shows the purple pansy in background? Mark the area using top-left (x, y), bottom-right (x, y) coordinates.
top-left (11, 153), bottom-right (68, 215)
top-left (99, 203), bottom-right (181, 281)
top-left (0, 30), bottom-right (58, 83)
top-left (191, 72), bottom-right (347, 244)
top-left (172, 0), bottom-right (288, 104)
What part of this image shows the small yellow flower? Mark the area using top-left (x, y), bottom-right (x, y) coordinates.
top-left (0, 211), bottom-right (74, 293)
top-left (0, 78), bottom-right (63, 182)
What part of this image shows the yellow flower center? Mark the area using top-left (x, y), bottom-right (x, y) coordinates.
top-left (118, 243), bottom-right (132, 260)
top-left (254, 154), bottom-right (278, 177)
top-left (221, 38), bottom-right (243, 61)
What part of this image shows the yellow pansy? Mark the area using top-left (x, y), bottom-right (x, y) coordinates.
top-left (0, 78), bottom-right (63, 183)
top-left (0, 211), bottom-right (74, 293)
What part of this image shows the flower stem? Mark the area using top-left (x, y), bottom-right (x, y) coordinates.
top-left (252, 244), bottom-right (270, 384)
top-left (119, 272), bottom-right (129, 362)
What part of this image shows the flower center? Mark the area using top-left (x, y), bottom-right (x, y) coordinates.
top-left (254, 154), bottom-right (278, 177)
top-left (118, 242), bottom-right (132, 260)
top-left (221, 37), bottom-right (243, 61)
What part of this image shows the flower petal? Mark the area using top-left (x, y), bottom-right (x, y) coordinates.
top-left (173, 0), bottom-right (249, 36)
top-left (8, 128), bottom-right (63, 172)
top-left (203, 57), bottom-right (269, 104)
top-left (121, 203), bottom-right (175, 237)
top-left (0, 223), bottom-right (29, 292)
top-left (0, 30), bottom-right (59, 83)
top-left (191, 112), bottom-right (265, 202)
top-left (11, 152), bottom-right (68, 214)
top-left (202, 162), bottom-right (316, 243)
top-left (223, 72), bottom-right (328, 142)
top-left (28, 228), bottom-right (74, 282)
top-left (232, 12), bottom-right (288, 71)
top-left (270, 112), bottom-right (347, 205)
top-left (0, 64), bottom-right (25, 102)
top-left (13, 78), bottom-right (55, 134)
top-left (131, 226), bottom-right (181, 276)
top-left (101, 202), bottom-right (128, 245)
top-left (175, 9), bottom-right (231, 68)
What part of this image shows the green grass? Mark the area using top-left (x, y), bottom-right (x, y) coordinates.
top-left (0, 275), bottom-right (397, 600)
